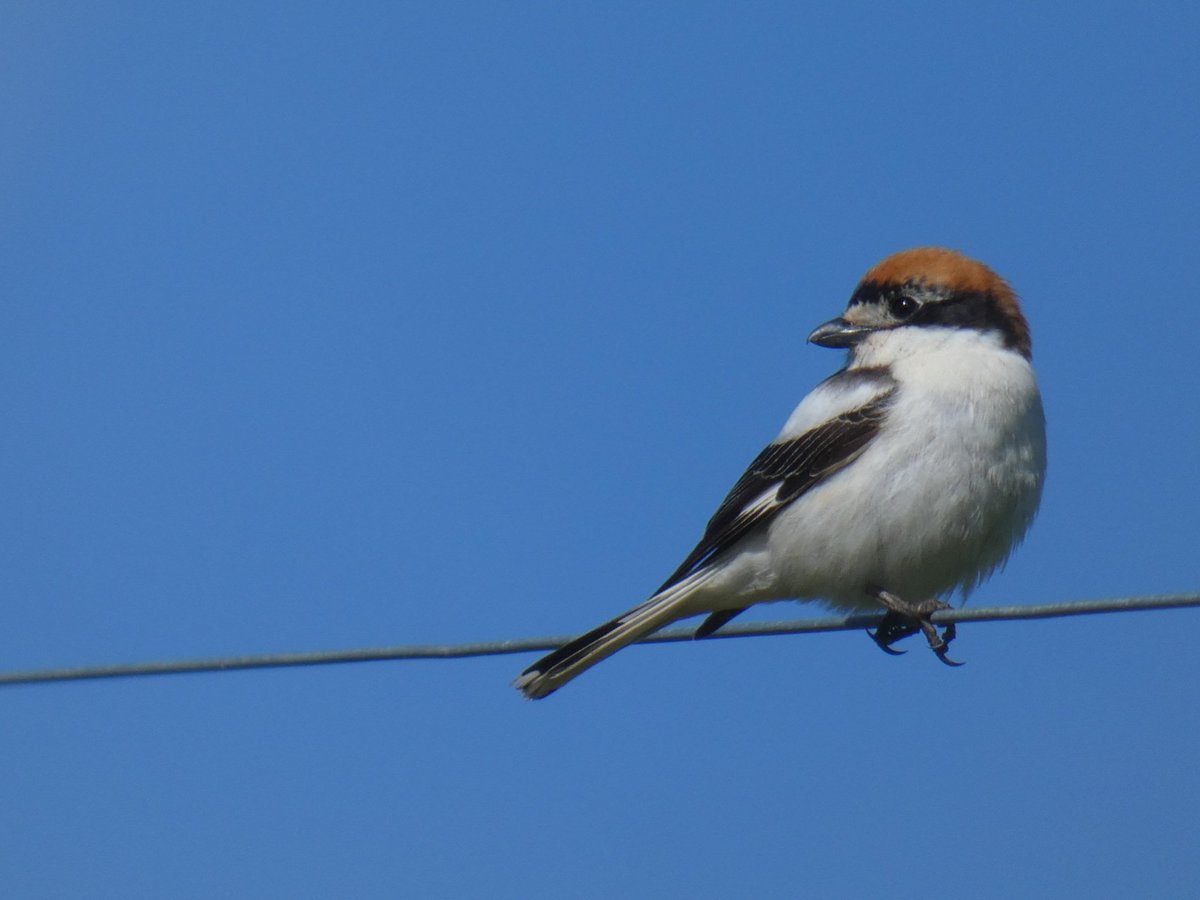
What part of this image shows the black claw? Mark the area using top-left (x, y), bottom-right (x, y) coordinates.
top-left (932, 622), bottom-right (964, 666)
top-left (868, 629), bottom-right (908, 655)
top-left (871, 591), bottom-right (965, 666)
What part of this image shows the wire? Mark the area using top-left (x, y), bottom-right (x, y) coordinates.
top-left (1, 593), bottom-right (1196, 688)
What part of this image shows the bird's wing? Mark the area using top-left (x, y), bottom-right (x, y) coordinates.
top-left (515, 367), bottom-right (899, 696)
top-left (658, 367), bottom-right (896, 598)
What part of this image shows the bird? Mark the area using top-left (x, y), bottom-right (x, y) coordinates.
top-left (515, 247), bottom-right (1046, 700)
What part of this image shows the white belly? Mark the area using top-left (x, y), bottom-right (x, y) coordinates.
top-left (706, 337), bottom-right (1046, 613)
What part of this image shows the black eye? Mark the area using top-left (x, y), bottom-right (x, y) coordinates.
top-left (888, 293), bottom-right (918, 319)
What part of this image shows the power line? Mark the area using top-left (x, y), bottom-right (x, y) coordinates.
top-left (1, 593), bottom-right (1196, 688)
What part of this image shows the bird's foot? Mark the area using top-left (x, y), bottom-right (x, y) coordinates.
top-left (868, 591), bottom-right (963, 667)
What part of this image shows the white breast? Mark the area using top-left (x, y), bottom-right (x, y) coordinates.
top-left (762, 328), bottom-right (1046, 610)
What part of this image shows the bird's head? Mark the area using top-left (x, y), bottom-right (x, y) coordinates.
top-left (808, 247), bottom-right (1031, 361)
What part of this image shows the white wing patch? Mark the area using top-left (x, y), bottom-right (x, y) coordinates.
top-left (779, 367), bottom-right (895, 440)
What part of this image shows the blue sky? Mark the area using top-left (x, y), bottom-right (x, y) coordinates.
top-left (3, 2), bottom-right (1199, 897)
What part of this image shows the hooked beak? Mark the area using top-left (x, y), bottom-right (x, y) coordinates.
top-left (807, 316), bottom-right (874, 348)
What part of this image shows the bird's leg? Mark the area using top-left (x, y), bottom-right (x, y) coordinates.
top-left (869, 590), bottom-right (963, 667)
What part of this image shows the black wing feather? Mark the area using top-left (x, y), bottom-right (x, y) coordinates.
top-left (659, 377), bottom-right (896, 598)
